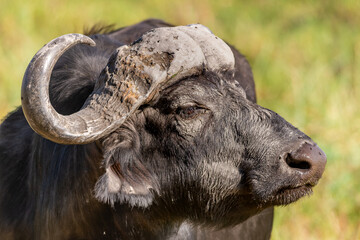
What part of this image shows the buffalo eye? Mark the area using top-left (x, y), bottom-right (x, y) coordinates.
top-left (176, 106), bottom-right (206, 120)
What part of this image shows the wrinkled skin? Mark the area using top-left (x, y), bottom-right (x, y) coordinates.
top-left (0, 19), bottom-right (325, 239)
top-left (96, 73), bottom-right (310, 230)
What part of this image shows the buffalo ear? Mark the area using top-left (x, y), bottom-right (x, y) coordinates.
top-left (94, 143), bottom-right (159, 208)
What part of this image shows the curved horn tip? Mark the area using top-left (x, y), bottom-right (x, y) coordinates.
top-left (21, 33), bottom-right (99, 145)
top-left (47, 33), bottom-right (96, 49)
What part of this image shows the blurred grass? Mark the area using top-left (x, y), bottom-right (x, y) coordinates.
top-left (0, 0), bottom-right (359, 239)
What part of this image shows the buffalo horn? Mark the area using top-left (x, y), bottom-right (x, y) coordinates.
top-left (21, 25), bottom-right (235, 144)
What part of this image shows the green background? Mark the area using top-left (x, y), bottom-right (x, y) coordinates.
top-left (1, 0), bottom-right (359, 239)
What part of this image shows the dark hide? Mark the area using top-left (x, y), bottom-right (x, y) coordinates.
top-left (0, 19), bottom-right (317, 240)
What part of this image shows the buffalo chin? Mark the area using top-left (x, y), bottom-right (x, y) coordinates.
top-left (269, 184), bottom-right (313, 206)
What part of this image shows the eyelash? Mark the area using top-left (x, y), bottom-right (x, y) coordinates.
top-left (176, 106), bottom-right (206, 120)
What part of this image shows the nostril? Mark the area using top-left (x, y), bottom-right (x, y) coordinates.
top-left (283, 141), bottom-right (327, 177)
top-left (285, 154), bottom-right (311, 171)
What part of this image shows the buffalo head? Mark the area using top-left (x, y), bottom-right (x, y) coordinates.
top-left (21, 24), bottom-right (326, 227)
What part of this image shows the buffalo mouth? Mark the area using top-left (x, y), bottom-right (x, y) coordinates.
top-left (256, 141), bottom-right (326, 207)
top-left (269, 183), bottom-right (314, 206)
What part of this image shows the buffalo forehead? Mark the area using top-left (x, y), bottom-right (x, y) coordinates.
top-left (175, 24), bottom-right (235, 72)
top-left (131, 24), bottom-right (235, 84)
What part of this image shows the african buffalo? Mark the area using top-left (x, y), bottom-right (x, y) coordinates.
top-left (0, 19), bottom-right (326, 239)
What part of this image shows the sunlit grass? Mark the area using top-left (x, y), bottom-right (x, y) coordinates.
top-left (1, 0), bottom-right (359, 239)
